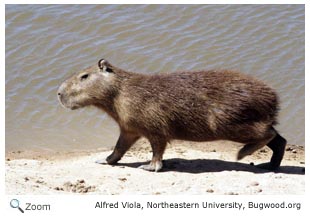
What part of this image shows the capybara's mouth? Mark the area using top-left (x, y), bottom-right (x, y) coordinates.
top-left (62, 102), bottom-right (80, 110)
top-left (58, 97), bottom-right (80, 110)
top-left (57, 93), bottom-right (80, 110)
top-left (70, 105), bottom-right (79, 110)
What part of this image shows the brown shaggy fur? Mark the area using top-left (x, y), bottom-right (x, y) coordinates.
top-left (58, 59), bottom-right (286, 172)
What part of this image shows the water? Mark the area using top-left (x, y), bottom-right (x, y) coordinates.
top-left (5, 4), bottom-right (305, 153)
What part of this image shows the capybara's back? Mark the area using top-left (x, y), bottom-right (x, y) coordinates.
top-left (58, 59), bottom-right (286, 172)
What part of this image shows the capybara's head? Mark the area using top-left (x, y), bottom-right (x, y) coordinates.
top-left (57, 59), bottom-right (117, 110)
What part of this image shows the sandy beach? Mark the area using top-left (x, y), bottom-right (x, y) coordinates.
top-left (5, 139), bottom-right (304, 195)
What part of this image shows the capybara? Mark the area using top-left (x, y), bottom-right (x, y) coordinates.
top-left (58, 59), bottom-right (286, 172)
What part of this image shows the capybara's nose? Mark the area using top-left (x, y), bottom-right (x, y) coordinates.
top-left (57, 92), bottom-right (62, 101)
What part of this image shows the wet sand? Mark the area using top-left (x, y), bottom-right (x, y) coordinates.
top-left (5, 140), bottom-right (304, 195)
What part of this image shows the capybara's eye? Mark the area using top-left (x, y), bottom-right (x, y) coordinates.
top-left (80, 74), bottom-right (89, 81)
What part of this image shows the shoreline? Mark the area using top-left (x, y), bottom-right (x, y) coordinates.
top-left (5, 140), bottom-right (305, 195)
top-left (5, 139), bottom-right (305, 161)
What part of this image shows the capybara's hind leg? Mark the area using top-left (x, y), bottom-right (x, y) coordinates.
top-left (103, 131), bottom-right (140, 165)
top-left (237, 127), bottom-right (277, 160)
top-left (257, 132), bottom-right (286, 170)
top-left (237, 127), bottom-right (276, 161)
top-left (237, 140), bottom-right (272, 161)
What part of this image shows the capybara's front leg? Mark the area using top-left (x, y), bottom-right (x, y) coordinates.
top-left (105, 131), bottom-right (140, 165)
top-left (139, 138), bottom-right (167, 172)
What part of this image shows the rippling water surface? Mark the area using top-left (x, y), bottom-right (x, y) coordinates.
top-left (5, 4), bottom-right (305, 152)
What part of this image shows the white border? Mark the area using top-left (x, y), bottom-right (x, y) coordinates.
top-left (2, 1), bottom-right (308, 216)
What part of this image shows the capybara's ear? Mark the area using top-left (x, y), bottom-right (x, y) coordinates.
top-left (98, 59), bottom-right (113, 73)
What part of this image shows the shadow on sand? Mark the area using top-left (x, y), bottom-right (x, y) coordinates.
top-left (111, 158), bottom-right (305, 175)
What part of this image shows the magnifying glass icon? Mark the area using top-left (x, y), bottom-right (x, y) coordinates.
top-left (10, 199), bottom-right (24, 213)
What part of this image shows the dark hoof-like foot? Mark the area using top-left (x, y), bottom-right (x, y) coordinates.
top-left (105, 154), bottom-right (121, 165)
top-left (139, 161), bottom-right (163, 172)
